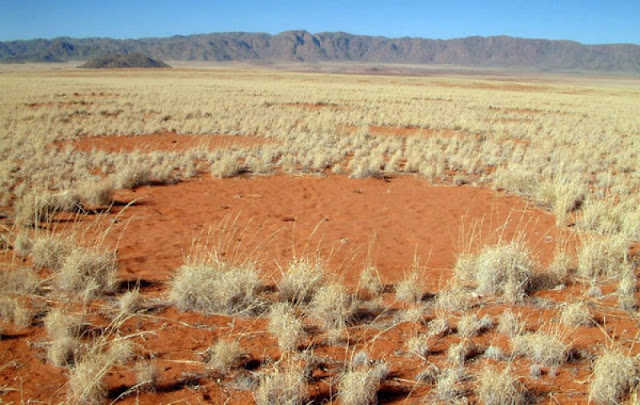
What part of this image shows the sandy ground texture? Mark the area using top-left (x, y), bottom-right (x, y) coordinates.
top-left (4, 172), bottom-right (636, 404)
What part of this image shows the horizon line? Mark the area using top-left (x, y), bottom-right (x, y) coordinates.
top-left (2, 30), bottom-right (639, 47)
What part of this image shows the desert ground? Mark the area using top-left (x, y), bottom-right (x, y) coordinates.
top-left (0, 63), bottom-right (639, 404)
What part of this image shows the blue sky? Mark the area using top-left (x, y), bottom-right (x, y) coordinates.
top-left (0, 1), bottom-right (638, 44)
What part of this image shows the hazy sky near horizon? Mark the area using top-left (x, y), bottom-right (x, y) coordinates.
top-left (0, 0), bottom-right (638, 44)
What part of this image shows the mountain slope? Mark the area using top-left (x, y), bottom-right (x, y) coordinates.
top-left (1, 31), bottom-right (639, 72)
top-left (78, 52), bottom-right (170, 68)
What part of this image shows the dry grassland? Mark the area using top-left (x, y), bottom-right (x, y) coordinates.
top-left (0, 64), bottom-right (639, 404)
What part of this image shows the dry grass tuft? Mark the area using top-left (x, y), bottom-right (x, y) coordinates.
top-left (428, 313), bottom-right (451, 337)
top-left (0, 297), bottom-right (33, 327)
top-left (512, 327), bottom-right (569, 367)
top-left (416, 363), bottom-right (441, 384)
top-left (560, 301), bottom-right (594, 327)
top-left (497, 309), bottom-right (524, 338)
top-left (210, 155), bottom-right (242, 178)
top-left (618, 263), bottom-right (638, 311)
top-left (77, 179), bottom-right (113, 206)
top-left (44, 308), bottom-right (84, 366)
top-left (358, 265), bottom-right (384, 298)
top-left (447, 340), bottom-right (478, 368)
top-left (548, 250), bottom-right (573, 282)
top-left (14, 231), bottom-right (32, 256)
top-left (48, 336), bottom-right (82, 367)
top-left (254, 365), bottom-right (308, 405)
top-left (118, 289), bottom-right (142, 315)
top-left (204, 339), bottom-right (246, 376)
top-left (457, 313), bottom-right (492, 338)
top-left (577, 234), bottom-right (629, 278)
top-left (278, 257), bottom-right (325, 305)
top-left (484, 345), bottom-right (504, 360)
top-left (396, 257), bottom-right (428, 303)
top-left (67, 340), bottom-right (134, 403)
top-left (112, 163), bottom-right (152, 189)
top-left (395, 267), bottom-right (425, 303)
top-left (0, 267), bottom-right (39, 295)
top-left (407, 334), bottom-right (430, 358)
top-left (400, 304), bottom-right (425, 324)
top-left (31, 235), bottom-right (71, 270)
top-left (14, 192), bottom-right (58, 227)
top-left (339, 361), bottom-right (389, 405)
top-left (590, 348), bottom-right (639, 404)
top-left (268, 302), bottom-right (305, 353)
top-left (456, 241), bottom-right (535, 302)
top-left (170, 254), bottom-right (262, 315)
top-left (310, 282), bottom-right (353, 330)
top-left (476, 365), bottom-right (525, 405)
top-left (58, 248), bottom-right (118, 299)
top-left (434, 288), bottom-right (473, 312)
top-left (434, 368), bottom-right (467, 402)
top-left (67, 353), bottom-right (110, 404)
top-left (135, 361), bottom-right (158, 392)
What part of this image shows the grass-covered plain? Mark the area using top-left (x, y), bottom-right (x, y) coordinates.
top-left (0, 64), bottom-right (639, 403)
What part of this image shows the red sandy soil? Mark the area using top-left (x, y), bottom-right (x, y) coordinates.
top-left (2, 174), bottom-right (637, 404)
top-left (100, 175), bottom-right (569, 287)
top-left (56, 131), bottom-right (273, 153)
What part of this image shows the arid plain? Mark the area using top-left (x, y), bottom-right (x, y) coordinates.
top-left (1, 64), bottom-right (639, 404)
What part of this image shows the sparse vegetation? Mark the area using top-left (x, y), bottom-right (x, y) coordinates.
top-left (204, 339), bottom-right (246, 376)
top-left (454, 240), bottom-right (535, 302)
top-left (310, 282), bottom-right (353, 330)
top-left (268, 302), bottom-right (306, 353)
top-left (457, 312), bottom-right (492, 338)
top-left (476, 365), bottom-right (525, 405)
top-left (577, 234), bottom-right (629, 278)
top-left (254, 366), bottom-right (308, 405)
top-left (358, 265), bottom-right (384, 297)
top-left (31, 235), bottom-right (71, 270)
top-left (278, 257), bottom-right (325, 305)
top-left (560, 301), bottom-right (594, 327)
top-left (57, 247), bottom-right (118, 299)
top-left (1, 64), bottom-right (639, 403)
top-left (512, 327), bottom-right (569, 367)
top-left (590, 348), bottom-right (639, 404)
top-left (395, 261), bottom-right (426, 303)
top-left (339, 360), bottom-right (389, 405)
top-left (434, 368), bottom-right (467, 402)
top-left (169, 253), bottom-right (262, 314)
top-left (44, 308), bottom-right (84, 366)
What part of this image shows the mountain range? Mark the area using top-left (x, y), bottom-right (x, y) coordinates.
top-left (1, 30), bottom-right (639, 73)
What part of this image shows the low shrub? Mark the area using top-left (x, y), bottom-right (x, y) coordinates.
top-left (169, 254), bottom-right (262, 315)
top-left (204, 339), bottom-right (246, 376)
top-left (476, 365), bottom-right (525, 405)
top-left (254, 366), bottom-right (308, 405)
top-left (58, 248), bottom-right (118, 299)
top-left (278, 257), bottom-right (325, 305)
top-left (268, 303), bottom-right (305, 353)
top-left (454, 241), bottom-right (535, 302)
top-left (590, 348), bottom-right (639, 404)
top-left (339, 362), bottom-right (389, 405)
top-left (310, 283), bottom-right (353, 330)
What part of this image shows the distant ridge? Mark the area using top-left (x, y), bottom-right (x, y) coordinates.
top-left (1, 30), bottom-right (639, 72)
top-left (79, 52), bottom-right (170, 68)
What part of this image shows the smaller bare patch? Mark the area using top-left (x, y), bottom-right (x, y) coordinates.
top-left (281, 102), bottom-right (340, 109)
top-left (57, 132), bottom-right (273, 153)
